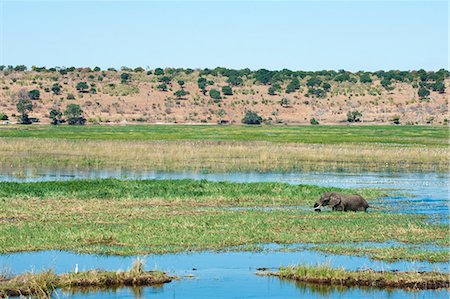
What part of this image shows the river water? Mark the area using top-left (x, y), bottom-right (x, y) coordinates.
top-left (0, 168), bottom-right (448, 298)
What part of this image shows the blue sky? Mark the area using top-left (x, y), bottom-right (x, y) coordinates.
top-left (0, 1), bottom-right (448, 71)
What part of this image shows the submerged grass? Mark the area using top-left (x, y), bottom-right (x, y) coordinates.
top-left (1, 125), bottom-right (448, 172)
top-left (263, 264), bottom-right (450, 290)
top-left (0, 259), bottom-right (172, 298)
top-left (0, 179), bottom-right (447, 261)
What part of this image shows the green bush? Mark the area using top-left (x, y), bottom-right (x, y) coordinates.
top-left (209, 89), bottom-right (221, 100)
top-left (418, 87), bottom-right (430, 98)
top-left (221, 85), bottom-right (233, 95)
top-left (310, 118), bottom-right (319, 125)
top-left (347, 110), bottom-right (362, 123)
top-left (28, 89), bottom-right (40, 100)
top-left (242, 110), bottom-right (262, 125)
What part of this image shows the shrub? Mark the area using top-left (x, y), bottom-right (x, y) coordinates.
top-left (418, 87), bottom-right (430, 98)
top-left (268, 86), bottom-right (276, 95)
top-left (121, 73), bottom-right (131, 84)
top-left (227, 75), bottom-right (243, 86)
top-left (431, 81), bottom-right (445, 93)
top-left (177, 80), bottom-right (185, 88)
top-left (347, 110), bottom-right (362, 123)
top-left (286, 78), bottom-right (300, 93)
top-left (174, 89), bottom-right (189, 98)
top-left (64, 104), bottom-right (86, 125)
top-left (51, 84), bottom-right (61, 95)
top-left (157, 83), bottom-right (167, 91)
top-left (67, 93), bottom-right (75, 100)
top-left (76, 82), bottom-right (89, 93)
top-left (242, 110), bottom-right (262, 124)
top-left (28, 89), bottom-right (40, 100)
top-left (49, 109), bottom-right (63, 125)
top-left (0, 113), bottom-right (8, 120)
top-left (310, 117), bottom-right (319, 125)
top-left (154, 68), bottom-right (164, 76)
top-left (380, 78), bottom-right (393, 90)
top-left (221, 85), bottom-right (233, 95)
top-left (359, 72), bottom-right (372, 83)
top-left (280, 97), bottom-right (290, 107)
top-left (209, 89), bottom-right (221, 100)
top-left (391, 115), bottom-right (400, 125)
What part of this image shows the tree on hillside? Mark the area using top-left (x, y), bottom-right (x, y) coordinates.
top-left (286, 78), bottom-right (300, 93)
top-left (280, 97), bottom-right (291, 107)
top-left (254, 69), bottom-right (273, 85)
top-left (174, 89), bottom-right (189, 99)
top-left (268, 86), bottom-right (276, 95)
top-left (49, 108), bottom-right (63, 125)
top-left (209, 89), bottom-right (221, 100)
top-left (221, 85), bottom-right (233, 95)
top-left (418, 87), bottom-right (430, 98)
top-left (154, 68), bottom-right (164, 76)
top-left (16, 89), bottom-right (33, 124)
top-left (177, 80), bottom-right (185, 88)
top-left (347, 110), bottom-right (362, 123)
top-left (121, 73), bottom-right (131, 84)
top-left (51, 84), bottom-right (61, 95)
top-left (157, 83), bottom-right (167, 91)
top-left (227, 75), bottom-right (243, 86)
top-left (359, 72), bottom-right (372, 83)
top-left (76, 82), bottom-right (89, 93)
top-left (242, 111), bottom-right (263, 125)
top-left (28, 89), bottom-right (40, 100)
top-left (431, 81), bottom-right (445, 93)
top-left (64, 104), bottom-right (86, 125)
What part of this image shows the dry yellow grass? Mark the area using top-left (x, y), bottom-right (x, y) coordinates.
top-left (0, 138), bottom-right (447, 172)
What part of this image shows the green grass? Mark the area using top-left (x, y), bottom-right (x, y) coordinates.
top-left (0, 124), bottom-right (447, 146)
top-left (309, 245), bottom-right (450, 263)
top-left (267, 264), bottom-right (449, 289)
top-left (0, 179), bottom-right (447, 260)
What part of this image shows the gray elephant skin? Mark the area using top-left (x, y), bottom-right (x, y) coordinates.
top-left (313, 192), bottom-right (369, 212)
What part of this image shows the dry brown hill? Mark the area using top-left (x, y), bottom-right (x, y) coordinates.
top-left (0, 67), bottom-right (448, 125)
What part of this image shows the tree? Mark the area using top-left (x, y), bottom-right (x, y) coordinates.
top-left (254, 69), bottom-right (273, 84)
top-left (159, 76), bottom-right (171, 84)
top-left (93, 66), bottom-right (101, 72)
top-left (286, 78), bottom-right (300, 93)
top-left (76, 82), bottom-right (89, 93)
top-left (121, 73), bottom-right (131, 84)
top-left (242, 111), bottom-right (262, 125)
top-left (418, 87), bottom-right (430, 98)
top-left (64, 104), bottom-right (85, 125)
top-left (391, 115), bottom-right (400, 125)
top-left (174, 89), bottom-right (189, 99)
top-left (359, 72), bottom-right (372, 83)
top-left (178, 80), bottom-right (185, 88)
top-left (0, 113), bottom-right (8, 121)
top-left (380, 78), bottom-right (393, 90)
top-left (51, 84), bottom-right (61, 95)
top-left (322, 82), bottom-right (331, 91)
top-left (221, 85), bottom-right (233, 95)
top-left (49, 108), bottom-right (63, 125)
top-left (16, 89), bottom-right (33, 125)
top-left (209, 89), bottom-right (221, 100)
top-left (154, 68), bottom-right (164, 76)
top-left (28, 89), bottom-right (40, 100)
top-left (347, 110), bottom-right (362, 123)
top-left (431, 81), bottom-right (445, 93)
top-left (268, 86), bottom-right (276, 95)
top-left (280, 97), bottom-right (290, 107)
top-left (227, 75), bottom-right (243, 86)
top-left (157, 83), bottom-right (167, 91)
top-left (310, 118), bottom-right (319, 125)
top-left (306, 77), bottom-right (322, 87)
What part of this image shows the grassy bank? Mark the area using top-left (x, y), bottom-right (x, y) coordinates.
top-left (0, 179), bottom-right (448, 260)
top-left (0, 125), bottom-right (448, 146)
top-left (1, 138), bottom-right (448, 172)
top-left (0, 259), bottom-right (172, 298)
top-left (309, 245), bottom-right (450, 263)
top-left (261, 265), bottom-right (450, 290)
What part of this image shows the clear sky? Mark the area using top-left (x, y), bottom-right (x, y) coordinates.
top-left (0, 0), bottom-right (448, 71)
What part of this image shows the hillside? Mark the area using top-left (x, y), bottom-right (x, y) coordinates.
top-left (0, 66), bottom-right (448, 125)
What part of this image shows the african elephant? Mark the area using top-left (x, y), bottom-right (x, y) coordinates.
top-left (313, 192), bottom-right (369, 212)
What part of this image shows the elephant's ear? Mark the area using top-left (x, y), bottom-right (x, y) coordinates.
top-left (328, 194), bottom-right (341, 208)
